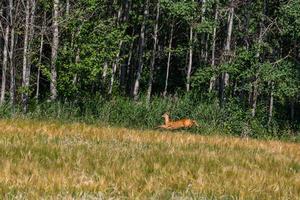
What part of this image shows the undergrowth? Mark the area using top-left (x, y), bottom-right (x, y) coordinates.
top-left (0, 94), bottom-right (299, 141)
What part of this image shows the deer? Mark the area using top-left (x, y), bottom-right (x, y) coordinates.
top-left (157, 113), bottom-right (199, 130)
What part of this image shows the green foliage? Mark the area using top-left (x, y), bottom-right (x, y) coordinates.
top-left (1, 94), bottom-right (298, 141)
top-left (280, 0), bottom-right (300, 38)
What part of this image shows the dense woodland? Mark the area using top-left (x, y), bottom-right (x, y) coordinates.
top-left (0, 0), bottom-right (300, 137)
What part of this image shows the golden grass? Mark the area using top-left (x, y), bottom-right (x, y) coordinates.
top-left (0, 118), bottom-right (299, 199)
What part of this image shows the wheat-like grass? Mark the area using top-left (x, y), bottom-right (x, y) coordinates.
top-left (0, 119), bottom-right (299, 199)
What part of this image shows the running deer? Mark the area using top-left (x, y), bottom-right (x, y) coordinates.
top-left (158, 113), bottom-right (199, 129)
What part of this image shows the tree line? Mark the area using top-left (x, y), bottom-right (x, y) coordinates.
top-left (0, 0), bottom-right (300, 126)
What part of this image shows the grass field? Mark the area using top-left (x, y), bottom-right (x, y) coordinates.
top-left (0, 119), bottom-right (299, 199)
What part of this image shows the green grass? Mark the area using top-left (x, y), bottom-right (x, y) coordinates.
top-left (0, 119), bottom-right (299, 199)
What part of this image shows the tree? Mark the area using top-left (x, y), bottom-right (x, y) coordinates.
top-left (132, 0), bottom-right (149, 100)
top-left (147, 0), bottom-right (160, 102)
top-left (51, 0), bottom-right (59, 101)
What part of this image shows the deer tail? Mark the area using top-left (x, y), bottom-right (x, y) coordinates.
top-left (193, 120), bottom-right (199, 127)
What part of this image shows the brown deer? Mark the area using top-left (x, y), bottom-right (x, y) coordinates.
top-left (158, 113), bottom-right (199, 130)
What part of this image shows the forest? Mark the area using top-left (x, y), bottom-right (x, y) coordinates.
top-left (1, 0), bottom-right (300, 139)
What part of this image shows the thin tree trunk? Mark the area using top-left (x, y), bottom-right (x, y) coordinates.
top-left (72, 48), bottom-right (80, 85)
top-left (121, 36), bottom-right (134, 92)
top-left (102, 62), bottom-right (108, 81)
top-left (220, 4), bottom-right (234, 105)
top-left (9, 28), bottom-right (15, 105)
top-left (200, 0), bottom-right (206, 60)
top-left (251, 74), bottom-right (259, 117)
top-left (66, 0), bottom-right (70, 16)
top-left (101, 61), bottom-right (108, 92)
top-left (125, 39), bottom-right (134, 94)
top-left (8, 0), bottom-right (15, 105)
top-left (133, 0), bottom-right (149, 100)
top-left (251, 0), bottom-right (265, 117)
top-left (0, 25), bottom-right (9, 105)
top-left (209, 4), bottom-right (218, 93)
top-left (146, 1), bottom-right (160, 103)
top-left (108, 3), bottom-right (124, 95)
top-left (24, 0), bottom-right (36, 108)
top-left (204, 34), bottom-right (209, 63)
top-left (163, 21), bottom-right (174, 97)
top-left (290, 99), bottom-right (295, 121)
top-left (36, 12), bottom-right (46, 100)
top-left (268, 81), bottom-right (274, 126)
top-left (21, 0), bottom-right (30, 111)
top-left (109, 41), bottom-right (123, 95)
top-left (186, 26), bottom-right (193, 92)
top-left (51, 0), bottom-right (59, 101)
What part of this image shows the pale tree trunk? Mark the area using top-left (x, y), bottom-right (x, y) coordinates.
top-left (163, 21), bottom-right (174, 97)
top-left (133, 0), bottom-right (149, 100)
top-left (27, 0), bottom-right (36, 100)
top-left (200, 0), bottom-right (206, 60)
top-left (72, 48), bottom-right (80, 85)
top-left (204, 34), bottom-right (209, 63)
top-left (120, 0), bottom-right (131, 92)
top-left (209, 4), bottom-right (218, 93)
top-left (109, 41), bottom-right (123, 95)
top-left (0, 25), bottom-right (9, 105)
top-left (9, 0), bottom-right (16, 105)
top-left (21, 0), bottom-right (30, 111)
top-left (36, 12), bottom-right (46, 100)
top-left (146, 1), bottom-right (160, 103)
top-left (9, 0), bottom-right (15, 105)
top-left (51, 0), bottom-right (59, 101)
top-left (102, 62), bottom-right (108, 81)
top-left (251, 0), bottom-right (266, 117)
top-left (268, 81), bottom-right (274, 126)
top-left (108, 4), bottom-right (124, 95)
top-left (186, 26), bottom-right (193, 92)
top-left (101, 61), bottom-right (108, 91)
top-left (66, 0), bottom-right (70, 16)
top-left (9, 27), bottom-right (15, 105)
top-left (24, 0), bottom-right (36, 109)
top-left (125, 39), bottom-right (134, 93)
top-left (220, 4), bottom-right (234, 105)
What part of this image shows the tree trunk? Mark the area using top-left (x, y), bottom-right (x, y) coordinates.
top-left (186, 26), bottom-right (193, 92)
top-left (220, 4), bottom-right (234, 105)
top-left (251, 74), bottom-right (259, 117)
top-left (0, 25), bottom-right (9, 105)
top-left (290, 99), bottom-right (295, 121)
top-left (24, 0), bottom-right (36, 108)
top-left (36, 12), bottom-right (46, 100)
top-left (251, 0), bottom-right (266, 117)
top-left (8, 0), bottom-right (15, 105)
top-left (101, 61), bottom-right (108, 92)
top-left (268, 81), bottom-right (274, 126)
top-left (51, 0), bottom-right (59, 101)
top-left (21, 0), bottom-right (31, 111)
top-left (146, 0), bottom-right (160, 103)
top-left (133, 0), bottom-right (149, 100)
top-left (102, 62), bottom-right (108, 81)
top-left (125, 39), bottom-right (134, 94)
top-left (163, 21), bottom-right (174, 97)
top-left (66, 0), bottom-right (70, 16)
top-left (108, 41), bottom-right (123, 95)
top-left (72, 48), bottom-right (80, 85)
top-left (9, 28), bottom-right (15, 105)
top-left (200, 0), bottom-right (206, 60)
top-left (209, 4), bottom-right (218, 93)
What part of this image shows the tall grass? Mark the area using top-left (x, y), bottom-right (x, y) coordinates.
top-left (0, 119), bottom-right (299, 199)
top-left (0, 94), bottom-right (299, 141)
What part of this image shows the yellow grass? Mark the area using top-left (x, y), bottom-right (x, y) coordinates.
top-left (0, 118), bottom-right (299, 199)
